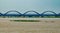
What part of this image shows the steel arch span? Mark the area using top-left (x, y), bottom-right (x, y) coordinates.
top-left (0, 13), bottom-right (3, 15)
top-left (4, 10), bottom-right (22, 15)
top-left (41, 11), bottom-right (57, 15)
top-left (23, 10), bottom-right (40, 15)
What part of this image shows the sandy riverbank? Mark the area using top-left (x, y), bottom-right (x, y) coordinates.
top-left (0, 18), bottom-right (60, 33)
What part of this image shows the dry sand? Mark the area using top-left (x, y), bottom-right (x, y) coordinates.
top-left (0, 18), bottom-right (60, 33)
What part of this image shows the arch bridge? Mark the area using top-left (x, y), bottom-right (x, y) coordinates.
top-left (4, 10), bottom-right (22, 16)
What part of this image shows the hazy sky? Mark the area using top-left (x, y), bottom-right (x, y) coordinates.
top-left (0, 0), bottom-right (60, 14)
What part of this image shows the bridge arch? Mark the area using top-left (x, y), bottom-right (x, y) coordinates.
top-left (4, 10), bottom-right (22, 15)
top-left (24, 10), bottom-right (40, 15)
top-left (0, 13), bottom-right (3, 15)
top-left (41, 11), bottom-right (57, 17)
top-left (41, 11), bottom-right (57, 15)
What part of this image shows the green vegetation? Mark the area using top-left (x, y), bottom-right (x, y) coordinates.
top-left (10, 20), bottom-right (40, 22)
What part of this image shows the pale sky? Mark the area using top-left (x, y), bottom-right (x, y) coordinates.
top-left (0, 0), bottom-right (60, 14)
